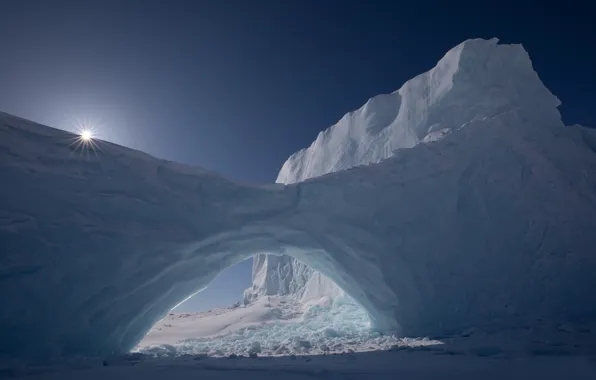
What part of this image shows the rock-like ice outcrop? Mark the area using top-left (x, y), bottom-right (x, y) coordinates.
top-left (1, 39), bottom-right (596, 359)
top-left (247, 38), bottom-right (566, 305)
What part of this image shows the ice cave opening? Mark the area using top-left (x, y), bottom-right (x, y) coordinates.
top-left (132, 255), bottom-right (423, 358)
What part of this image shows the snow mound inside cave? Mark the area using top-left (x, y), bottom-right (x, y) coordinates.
top-left (135, 296), bottom-right (436, 357)
top-left (1, 38), bottom-right (596, 360)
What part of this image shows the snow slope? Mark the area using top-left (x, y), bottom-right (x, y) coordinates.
top-left (2, 38), bottom-right (596, 359)
top-left (246, 37), bottom-right (565, 305)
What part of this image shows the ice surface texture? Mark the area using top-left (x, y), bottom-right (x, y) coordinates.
top-left (1, 38), bottom-right (596, 359)
top-left (247, 37), bottom-right (568, 304)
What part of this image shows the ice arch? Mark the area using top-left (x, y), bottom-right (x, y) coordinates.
top-left (2, 111), bottom-right (596, 359)
top-left (0, 113), bottom-right (400, 358)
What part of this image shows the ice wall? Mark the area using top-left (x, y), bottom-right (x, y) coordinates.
top-left (2, 39), bottom-right (596, 359)
top-left (247, 38), bottom-right (565, 304)
top-left (243, 254), bottom-right (344, 305)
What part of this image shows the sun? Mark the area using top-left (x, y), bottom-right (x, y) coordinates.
top-left (80, 130), bottom-right (93, 142)
top-left (66, 119), bottom-right (103, 158)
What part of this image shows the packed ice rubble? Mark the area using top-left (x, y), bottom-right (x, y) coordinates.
top-left (2, 38), bottom-right (596, 359)
top-left (245, 37), bottom-right (566, 305)
top-left (135, 296), bottom-right (433, 357)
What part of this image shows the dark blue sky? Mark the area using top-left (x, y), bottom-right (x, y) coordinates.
top-left (1, 1), bottom-right (594, 311)
top-left (1, 1), bottom-right (594, 183)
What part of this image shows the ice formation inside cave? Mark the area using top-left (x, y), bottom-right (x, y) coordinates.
top-left (133, 257), bottom-right (421, 358)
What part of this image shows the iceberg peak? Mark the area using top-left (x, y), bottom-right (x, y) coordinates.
top-left (278, 37), bottom-right (561, 184)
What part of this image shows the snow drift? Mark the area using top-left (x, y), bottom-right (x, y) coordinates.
top-left (1, 38), bottom-right (596, 359)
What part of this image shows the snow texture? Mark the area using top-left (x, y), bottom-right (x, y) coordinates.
top-left (2, 38), bottom-right (596, 359)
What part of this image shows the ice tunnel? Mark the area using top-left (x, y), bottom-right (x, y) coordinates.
top-left (2, 111), bottom-right (596, 359)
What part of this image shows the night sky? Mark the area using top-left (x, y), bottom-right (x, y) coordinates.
top-left (1, 1), bottom-right (593, 311)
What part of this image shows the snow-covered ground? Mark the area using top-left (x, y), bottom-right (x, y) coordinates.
top-left (3, 324), bottom-right (595, 379)
top-left (128, 295), bottom-right (596, 379)
top-left (135, 295), bottom-right (429, 357)
top-left (4, 309), bottom-right (596, 377)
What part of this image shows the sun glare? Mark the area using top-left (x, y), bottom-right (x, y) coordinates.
top-left (80, 130), bottom-right (93, 141)
top-left (66, 119), bottom-right (103, 158)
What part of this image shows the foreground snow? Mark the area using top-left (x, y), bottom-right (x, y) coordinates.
top-left (5, 314), bottom-right (596, 378)
top-left (7, 353), bottom-right (593, 380)
top-left (3, 325), bottom-right (596, 379)
top-left (138, 295), bottom-right (596, 360)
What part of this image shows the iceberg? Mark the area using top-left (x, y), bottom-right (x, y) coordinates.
top-left (1, 38), bottom-right (596, 359)
top-left (246, 37), bottom-right (567, 305)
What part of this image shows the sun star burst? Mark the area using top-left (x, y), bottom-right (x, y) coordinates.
top-left (66, 120), bottom-right (103, 159)
top-left (80, 130), bottom-right (93, 142)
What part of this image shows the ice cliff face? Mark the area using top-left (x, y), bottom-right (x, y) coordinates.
top-left (278, 37), bottom-right (560, 182)
top-left (2, 38), bottom-right (596, 359)
top-left (247, 38), bottom-right (563, 304)
top-left (243, 254), bottom-right (344, 305)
